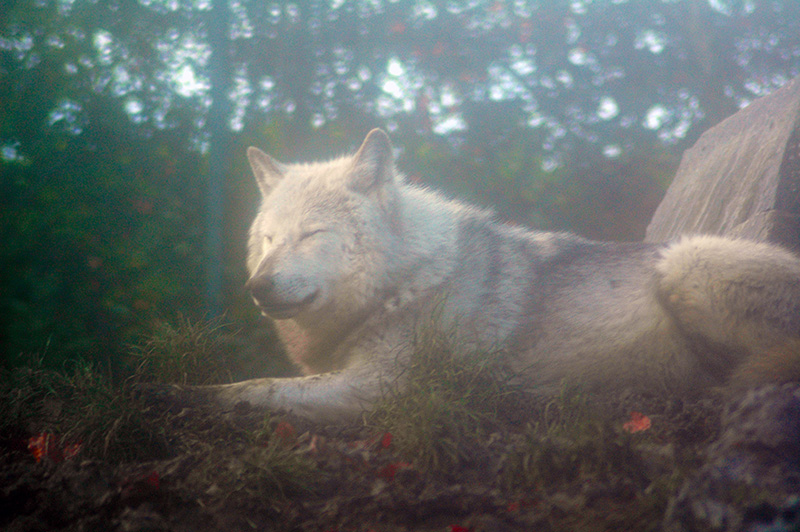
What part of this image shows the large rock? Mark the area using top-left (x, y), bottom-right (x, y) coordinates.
top-left (662, 385), bottom-right (800, 532)
top-left (645, 76), bottom-right (800, 249)
top-left (649, 80), bottom-right (800, 531)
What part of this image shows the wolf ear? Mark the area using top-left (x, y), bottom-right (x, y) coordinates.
top-left (348, 128), bottom-right (394, 194)
top-left (247, 147), bottom-right (285, 196)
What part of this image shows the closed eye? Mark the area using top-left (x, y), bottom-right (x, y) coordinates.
top-left (300, 229), bottom-right (325, 240)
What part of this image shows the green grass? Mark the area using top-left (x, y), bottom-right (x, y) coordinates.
top-left (503, 383), bottom-right (646, 489)
top-left (2, 317), bottom-right (270, 459)
top-left (0, 354), bottom-right (170, 461)
top-left (128, 313), bottom-right (240, 385)
top-left (1, 314), bottom-right (717, 530)
top-left (365, 318), bottom-right (683, 531)
top-left (1, 316), bottom-right (235, 462)
top-left (368, 318), bottom-right (528, 472)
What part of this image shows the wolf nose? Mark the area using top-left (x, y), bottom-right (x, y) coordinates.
top-left (245, 276), bottom-right (273, 305)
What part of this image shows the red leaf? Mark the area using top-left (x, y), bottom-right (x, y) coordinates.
top-left (623, 411), bottom-right (652, 433)
top-left (145, 471), bottom-right (160, 489)
top-left (377, 461), bottom-right (411, 480)
top-left (63, 441), bottom-right (83, 460)
top-left (27, 433), bottom-right (82, 463)
top-left (27, 433), bottom-right (52, 462)
top-left (380, 432), bottom-right (393, 449)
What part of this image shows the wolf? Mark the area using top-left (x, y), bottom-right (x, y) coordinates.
top-left (176, 128), bottom-right (800, 422)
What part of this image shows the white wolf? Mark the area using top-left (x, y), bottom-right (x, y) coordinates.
top-left (177, 129), bottom-right (800, 422)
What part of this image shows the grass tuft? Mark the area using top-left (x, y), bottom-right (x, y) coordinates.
top-left (0, 354), bottom-right (170, 461)
top-left (1, 314), bottom-right (323, 492)
top-left (503, 384), bottom-right (645, 489)
top-left (368, 318), bottom-right (527, 473)
top-left (128, 314), bottom-right (240, 385)
top-left (203, 415), bottom-right (319, 500)
top-left (2, 316), bottom-right (255, 463)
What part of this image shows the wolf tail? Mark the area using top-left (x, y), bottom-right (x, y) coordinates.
top-left (656, 235), bottom-right (800, 389)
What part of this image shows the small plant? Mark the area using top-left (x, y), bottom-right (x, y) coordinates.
top-left (1, 315), bottom-right (251, 464)
top-left (189, 415), bottom-right (319, 501)
top-left (503, 382), bottom-right (659, 488)
top-left (0, 354), bottom-right (170, 461)
top-left (368, 315), bottom-right (527, 473)
top-left (129, 314), bottom-right (239, 385)
top-left (58, 361), bottom-right (172, 461)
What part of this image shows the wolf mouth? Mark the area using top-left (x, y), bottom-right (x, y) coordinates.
top-left (258, 290), bottom-right (319, 319)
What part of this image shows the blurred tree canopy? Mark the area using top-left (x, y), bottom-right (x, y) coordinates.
top-left (1, 0), bottom-right (799, 367)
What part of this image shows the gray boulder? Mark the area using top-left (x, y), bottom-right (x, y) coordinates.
top-left (650, 77), bottom-right (800, 532)
top-left (662, 385), bottom-right (800, 532)
top-left (645, 75), bottom-right (800, 249)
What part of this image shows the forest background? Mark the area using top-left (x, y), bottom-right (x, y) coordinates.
top-left (2, 0), bottom-right (799, 374)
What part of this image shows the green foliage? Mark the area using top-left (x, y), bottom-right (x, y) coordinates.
top-left (0, 338), bottom-right (317, 498)
top-left (398, 123), bottom-right (676, 239)
top-left (0, 353), bottom-right (170, 461)
top-left (0, 100), bottom-right (209, 368)
top-left (198, 415), bottom-right (319, 500)
top-left (369, 317), bottom-right (526, 473)
top-left (129, 314), bottom-right (239, 385)
top-left (504, 384), bottom-right (645, 489)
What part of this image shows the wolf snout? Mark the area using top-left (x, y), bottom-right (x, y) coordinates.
top-left (245, 275), bottom-right (319, 318)
top-left (245, 275), bottom-right (274, 305)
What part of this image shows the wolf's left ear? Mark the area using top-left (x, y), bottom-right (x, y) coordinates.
top-left (247, 147), bottom-right (285, 197)
top-left (348, 128), bottom-right (394, 194)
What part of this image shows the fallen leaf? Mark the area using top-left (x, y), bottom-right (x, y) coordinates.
top-left (144, 470), bottom-right (160, 489)
top-left (27, 433), bottom-right (82, 463)
top-left (377, 461), bottom-right (412, 480)
top-left (27, 433), bottom-right (52, 462)
top-left (623, 411), bottom-right (652, 433)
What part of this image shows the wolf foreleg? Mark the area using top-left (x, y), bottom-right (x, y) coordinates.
top-left (140, 364), bottom-right (390, 423)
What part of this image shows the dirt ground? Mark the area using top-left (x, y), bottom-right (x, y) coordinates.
top-left (0, 391), bottom-right (728, 532)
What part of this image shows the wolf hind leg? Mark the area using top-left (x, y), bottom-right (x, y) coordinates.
top-left (655, 236), bottom-right (800, 386)
top-left (727, 338), bottom-right (800, 391)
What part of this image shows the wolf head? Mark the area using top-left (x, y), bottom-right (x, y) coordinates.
top-left (245, 129), bottom-right (402, 322)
